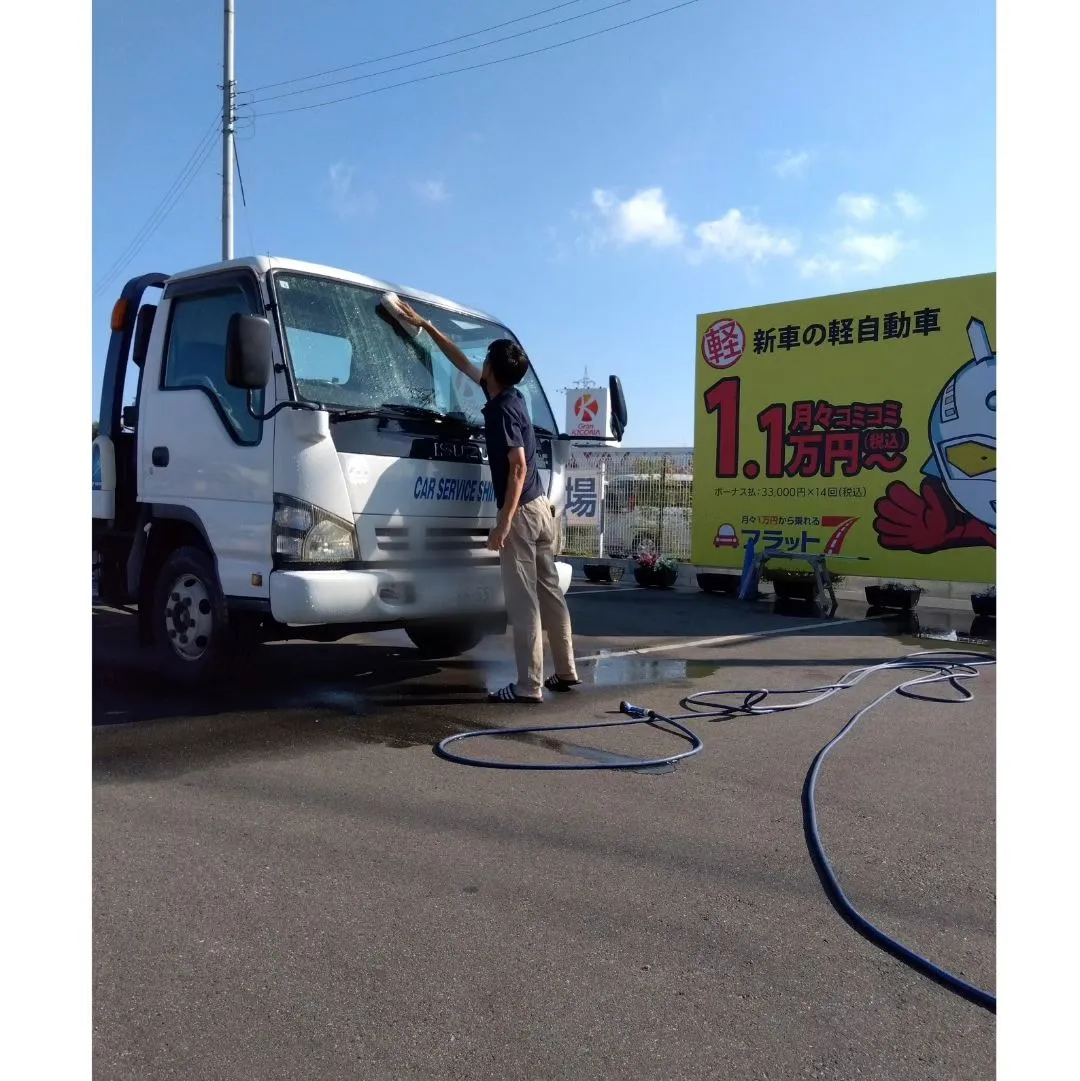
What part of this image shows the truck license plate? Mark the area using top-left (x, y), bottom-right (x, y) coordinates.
top-left (456, 584), bottom-right (493, 607)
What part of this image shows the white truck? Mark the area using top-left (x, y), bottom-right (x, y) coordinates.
top-left (93, 256), bottom-right (627, 684)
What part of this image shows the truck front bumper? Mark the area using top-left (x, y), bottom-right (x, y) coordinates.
top-left (269, 560), bottom-right (572, 626)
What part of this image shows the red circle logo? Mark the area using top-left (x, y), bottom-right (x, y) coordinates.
top-left (702, 318), bottom-right (745, 369)
top-left (574, 393), bottom-right (599, 422)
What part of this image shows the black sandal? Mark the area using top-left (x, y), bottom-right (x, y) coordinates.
top-left (487, 683), bottom-right (542, 704)
top-left (544, 674), bottom-right (582, 693)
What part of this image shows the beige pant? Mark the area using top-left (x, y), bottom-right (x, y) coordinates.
top-left (499, 497), bottom-right (578, 698)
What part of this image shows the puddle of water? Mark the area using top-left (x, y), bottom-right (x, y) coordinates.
top-left (281, 686), bottom-right (369, 713)
top-left (92, 700), bottom-right (499, 783)
top-left (583, 656), bottom-right (721, 687)
top-left (870, 608), bottom-right (996, 648)
top-left (764, 595), bottom-right (997, 649)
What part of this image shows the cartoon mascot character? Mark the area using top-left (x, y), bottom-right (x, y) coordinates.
top-left (873, 316), bottom-right (996, 553)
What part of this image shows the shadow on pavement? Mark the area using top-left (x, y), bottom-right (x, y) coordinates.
top-left (92, 589), bottom-right (991, 783)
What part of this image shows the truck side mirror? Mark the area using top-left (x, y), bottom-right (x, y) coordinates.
top-left (608, 374), bottom-right (628, 441)
top-left (226, 313), bottom-right (273, 390)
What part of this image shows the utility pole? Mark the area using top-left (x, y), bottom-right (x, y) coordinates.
top-left (221, 0), bottom-right (236, 260)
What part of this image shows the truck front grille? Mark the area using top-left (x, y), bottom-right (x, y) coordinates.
top-left (425, 526), bottom-right (488, 553)
top-left (374, 527), bottom-right (409, 553)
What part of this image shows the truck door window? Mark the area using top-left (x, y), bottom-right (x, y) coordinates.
top-left (162, 286), bottom-right (263, 445)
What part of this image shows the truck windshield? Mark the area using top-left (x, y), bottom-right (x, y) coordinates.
top-left (271, 271), bottom-right (559, 434)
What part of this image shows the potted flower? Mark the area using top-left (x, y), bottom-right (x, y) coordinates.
top-left (864, 581), bottom-right (924, 611)
top-left (634, 552), bottom-right (680, 589)
top-left (761, 565), bottom-right (845, 602)
top-left (971, 585), bottom-right (995, 618)
top-left (583, 562), bottom-right (624, 584)
top-left (697, 570), bottom-right (742, 596)
top-left (762, 566), bottom-right (818, 602)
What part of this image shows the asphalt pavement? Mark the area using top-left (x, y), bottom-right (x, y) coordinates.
top-left (93, 582), bottom-right (996, 1081)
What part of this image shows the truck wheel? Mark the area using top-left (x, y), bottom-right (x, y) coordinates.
top-left (405, 621), bottom-right (486, 659)
top-left (152, 545), bottom-right (236, 686)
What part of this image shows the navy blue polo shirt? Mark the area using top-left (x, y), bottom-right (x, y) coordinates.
top-left (482, 387), bottom-right (544, 510)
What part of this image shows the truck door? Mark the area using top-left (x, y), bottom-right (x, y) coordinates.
top-left (138, 269), bottom-right (276, 600)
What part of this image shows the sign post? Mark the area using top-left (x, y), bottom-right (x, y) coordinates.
top-left (565, 385), bottom-right (611, 442)
top-left (564, 465), bottom-right (606, 557)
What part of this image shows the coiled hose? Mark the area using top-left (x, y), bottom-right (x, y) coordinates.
top-left (434, 648), bottom-right (996, 1013)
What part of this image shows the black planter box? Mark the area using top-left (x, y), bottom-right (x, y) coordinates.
top-left (771, 578), bottom-right (818, 602)
top-left (864, 585), bottom-right (923, 611)
top-left (971, 592), bottom-right (996, 618)
top-left (635, 565), bottom-right (678, 589)
top-left (697, 571), bottom-right (741, 595)
top-left (583, 563), bottom-right (624, 584)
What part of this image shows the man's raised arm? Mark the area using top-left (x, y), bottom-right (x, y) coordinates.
top-left (391, 299), bottom-right (482, 385)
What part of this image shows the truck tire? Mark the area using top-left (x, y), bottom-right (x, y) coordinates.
top-left (405, 620), bottom-right (486, 659)
top-left (152, 545), bottom-right (237, 686)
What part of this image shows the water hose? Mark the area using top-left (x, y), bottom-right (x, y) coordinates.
top-left (434, 713), bottom-right (703, 770)
top-left (433, 648), bottom-right (996, 1012)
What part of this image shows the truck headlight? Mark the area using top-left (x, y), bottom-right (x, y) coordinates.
top-left (273, 493), bottom-right (358, 565)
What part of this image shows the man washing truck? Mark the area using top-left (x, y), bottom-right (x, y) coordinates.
top-left (92, 255), bottom-right (628, 687)
top-left (390, 298), bottom-right (582, 704)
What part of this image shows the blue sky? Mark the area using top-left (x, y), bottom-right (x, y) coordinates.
top-left (92, 0), bottom-right (995, 446)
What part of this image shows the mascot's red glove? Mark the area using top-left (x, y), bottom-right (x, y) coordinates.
top-left (873, 477), bottom-right (995, 553)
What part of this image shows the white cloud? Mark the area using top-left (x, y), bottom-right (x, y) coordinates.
top-left (693, 209), bottom-right (797, 263)
top-left (894, 190), bottom-right (925, 219)
top-left (580, 183), bottom-right (919, 277)
top-left (591, 187), bottom-right (685, 247)
top-left (587, 187), bottom-right (795, 267)
top-left (798, 256), bottom-right (845, 279)
top-left (836, 193), bottom-right (880, 221)
top-left (774, 150), bottom-right (811, 178)
top-left (800, 229), bottom-right (904, 279)
top-left (326, 162), bottom-right (375, 219)
top-left (837, 189), bottom-right (926, 224)
top-left (840, 231), bottom-right (903, 268)
top-left (412, 179), bottom-right (449, 204)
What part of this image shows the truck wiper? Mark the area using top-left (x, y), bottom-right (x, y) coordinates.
top-left (380, 403), bottom-right (479, 426)
top-left (326, 402), bottom-right (481, 430)
top-left (323, 406), bottom-right (382, 422)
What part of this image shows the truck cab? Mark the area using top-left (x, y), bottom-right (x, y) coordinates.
top-left (93, 256), bottom-right (627, 684)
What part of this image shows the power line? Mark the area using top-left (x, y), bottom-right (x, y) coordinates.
top-left (234, 141), bottom-right (260, 257)
top-left (94, 114), bottom-right (219, 293)
top-left (243, 0), bottom-right (631, 107)
top-left (93, 135), bottom-right (217, 299)
top-left (243, 0), bottom-right (597, 95)
top-left (252, 0), bottom-right (702, 119)
top-left (93, 114), bottom-right (221, 298)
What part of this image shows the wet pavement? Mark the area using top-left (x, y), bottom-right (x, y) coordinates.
top-left (93, 582), bottom-right (995, 1080)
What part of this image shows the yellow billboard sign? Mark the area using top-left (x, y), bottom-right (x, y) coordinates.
top-left (692, 273), bottom-right (995, 583)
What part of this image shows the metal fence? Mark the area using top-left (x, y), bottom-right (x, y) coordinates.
top-left (558, 450), bottom-right (695, 560)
